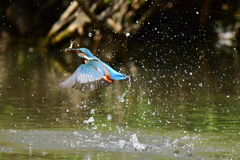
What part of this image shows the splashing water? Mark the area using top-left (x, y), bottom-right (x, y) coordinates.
top-left (118, 75), bottom-right (131, 102)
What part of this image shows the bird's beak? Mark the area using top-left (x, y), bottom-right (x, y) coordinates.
top-left (65, 48), bottom-right (95, 60)
top-left (65, 48), bottom-right (87, 58)
top-left (65, 48), bottom-right (78, 53)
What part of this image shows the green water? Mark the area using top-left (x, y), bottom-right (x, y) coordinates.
top-left (0, 43), bottom-right (240, 159)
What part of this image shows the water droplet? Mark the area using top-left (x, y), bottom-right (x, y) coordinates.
top-left (88, 32), bottom-right (92, 37)
top-left (90, 109), bottom-right (95, 114)
top-left (83, 117), bottom-right (94, 124)
top-left (28, 47), bottom-right (34, 52)
top-left (125, 32), bottom-right (130, 37)
top-left (107, 114), bottom-right (112, 120)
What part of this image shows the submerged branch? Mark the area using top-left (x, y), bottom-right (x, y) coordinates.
top-left (98, 0), bottom-right (125, 21)
top-left (76, 0), bottom-right (99, 25)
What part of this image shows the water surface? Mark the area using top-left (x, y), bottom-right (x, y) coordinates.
top-left (0, 42), bottom-right (240, 159)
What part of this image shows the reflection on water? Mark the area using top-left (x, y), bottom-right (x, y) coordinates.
top-left (0, 43), bottom-right (240, 159)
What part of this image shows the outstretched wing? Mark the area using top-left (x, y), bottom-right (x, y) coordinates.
top-left (59, 62), bottom-right (112, 91)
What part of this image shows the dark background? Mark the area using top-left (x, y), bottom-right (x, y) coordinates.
top-left (1, 0), bottom-right (240, 66)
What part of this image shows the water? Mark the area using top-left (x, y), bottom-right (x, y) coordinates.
top-left (0, 42), bottom-right (240, 159)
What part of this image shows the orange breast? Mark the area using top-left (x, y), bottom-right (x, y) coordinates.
top-left (103, 75), bottom-right (113, 83)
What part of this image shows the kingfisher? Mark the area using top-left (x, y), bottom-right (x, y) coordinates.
top-left (59, 47), bottom-right (126, 91)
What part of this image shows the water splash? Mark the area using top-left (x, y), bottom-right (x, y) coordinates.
top-left (118, 75), bottom-right (131, 102)
top-left (130, 134), bottom-right (148, 151)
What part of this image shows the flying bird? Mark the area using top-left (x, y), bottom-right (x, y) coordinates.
top-left (59, 47), bottom-right (126, 91)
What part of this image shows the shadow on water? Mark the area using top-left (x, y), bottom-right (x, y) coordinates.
top-left (0, 40), bottom-right (240, 159)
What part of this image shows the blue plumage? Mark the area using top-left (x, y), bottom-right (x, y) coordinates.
top-left (59, 48), bottom-right (126, 91)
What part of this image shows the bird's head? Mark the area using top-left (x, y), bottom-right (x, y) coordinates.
top-left (65, 48), bottom-right (96, 60)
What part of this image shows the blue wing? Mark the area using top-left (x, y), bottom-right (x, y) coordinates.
top-left (59, 61), bottom-right (112, 91)
top-left (94, 58), bottom-right (126, 80)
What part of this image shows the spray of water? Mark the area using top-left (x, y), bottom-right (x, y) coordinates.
top-left (118, 75), bottom-right (131, 102)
